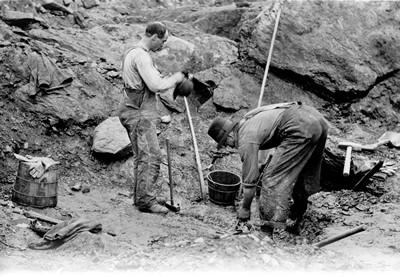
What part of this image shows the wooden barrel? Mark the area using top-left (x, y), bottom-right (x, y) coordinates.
top-left (12, 161), bottom-right (58, 208)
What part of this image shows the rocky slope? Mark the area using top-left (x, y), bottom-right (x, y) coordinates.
top-left (1, 0), bottom-right (400, 273)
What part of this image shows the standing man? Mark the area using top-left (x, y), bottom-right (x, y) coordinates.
top-left (208, 102), bottom-right (329, 238)
top-left (118, 22), bottom-right (187, 214)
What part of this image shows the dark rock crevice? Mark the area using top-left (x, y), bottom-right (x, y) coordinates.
top-left (269, 67), bottom-right (340, 103)
top-left (267, 67), bottom-right (400, 106)
top-left (374, 68), bottom-right (400, 91)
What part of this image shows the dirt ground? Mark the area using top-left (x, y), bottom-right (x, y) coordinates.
top-left (1, 113), bottom-right (400, 275)
top-left (1, 0), bottom-right (400, 275)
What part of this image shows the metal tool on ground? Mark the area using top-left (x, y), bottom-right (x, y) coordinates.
top-left (314, 225), bottom-right (366, 248)
top-left (165, 138), bottom-right (180, 212)
top-left (352, 160), bottom-right (383, 191)
top-left (203, 156), bottom-right (219, 171)
top-left (338, 140), bottom-right (390, 152)
top-left (338, 139), bottom-right (389, 177)
top-left (13, 209), bottom-right (63, 225)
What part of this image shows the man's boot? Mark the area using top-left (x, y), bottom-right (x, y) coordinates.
top-left (139, 203), bottom-right (169, 214)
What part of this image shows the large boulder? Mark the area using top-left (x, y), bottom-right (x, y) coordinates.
top-left (196, 64), bottom-right (329, 112)
top-left (174, 4), bottom-right (246, 41)
top-left (213, 75), bottom-right (246, 110)
top-left (91, 116), bottom-right (131, 156)
top-left (239, 0), bottom-right (400, 101)
top-left (119, 21), bottom-right (238, 74)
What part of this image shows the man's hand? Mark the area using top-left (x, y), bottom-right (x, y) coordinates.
top-left (173, 76), bottom-right (194, 99)
top-left (174, 72), bottom-right (185, 84)
top-left (182, 71), bottom-right (194, 80)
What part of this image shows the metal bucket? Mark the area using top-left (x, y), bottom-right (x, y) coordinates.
top-left (207, 170), bottom-right (241, 206)
top-left (12, 161), bottom-right (58, 208)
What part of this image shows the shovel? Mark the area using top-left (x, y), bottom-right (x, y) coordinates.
top-left (165, 138), bottom-right (180, 212)
top-left (314, 225), bottom-right (366, 248)
top-left (183, 77), bottom-right (214, 201)
top-left (188, 77), bottom-right (215, 107)
top-left (184, 97), bottom-right (207, 201)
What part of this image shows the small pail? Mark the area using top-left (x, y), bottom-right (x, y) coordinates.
top-left (12, 161), bottom-right (58, 208)
top-left (207, 170), bottom-right (241, 206)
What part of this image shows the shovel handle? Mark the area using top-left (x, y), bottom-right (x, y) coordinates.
top-left (166, 138), bottom-right (174, 205)
top-left (314, 225), bottom-right (366, 248)
top-left (257, 1), bottom-right (283, 108)
top-left (184, 97), bottom-right (208, 200)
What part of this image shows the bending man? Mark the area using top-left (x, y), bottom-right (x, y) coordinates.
top-left (208, 102), bottom-right (329, 237)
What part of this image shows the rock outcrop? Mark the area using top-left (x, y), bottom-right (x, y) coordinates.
top-left (1, 0), bottom-right (400, 131)
top-left (238, 0), bottom-right (400, 103)
top-left (91, 116), bottom-right (131, 156)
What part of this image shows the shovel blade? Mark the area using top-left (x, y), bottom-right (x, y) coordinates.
top-left (188, 77), bottom-right (214, 107)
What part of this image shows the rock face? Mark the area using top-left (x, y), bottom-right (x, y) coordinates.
top-left (213, 75), bottom-right (248, 110)
top-left (350, 71), bottom-right (400, 129)
top-left (175, 4), bottom-right (245, 41)
top-left (3, 17), bottom-right (237, 128)
top-left (239, 0), bottom-right (400, 101)
top-left (1, 0), bottom-right (400, 135)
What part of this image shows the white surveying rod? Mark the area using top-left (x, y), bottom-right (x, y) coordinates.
top-left (257, 1), bottom-right (283, 108)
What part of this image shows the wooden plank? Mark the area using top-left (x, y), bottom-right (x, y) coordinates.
top-left (23, 210), bottom-right (63, 225)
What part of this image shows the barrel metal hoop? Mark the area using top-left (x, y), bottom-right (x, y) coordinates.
top-left (15, 175), bottom-right (57, 185)
top-left (12, 188), bottom-right (57, 198)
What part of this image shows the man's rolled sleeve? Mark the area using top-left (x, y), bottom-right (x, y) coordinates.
top-left (239, 142), bottom-right (261, 185)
